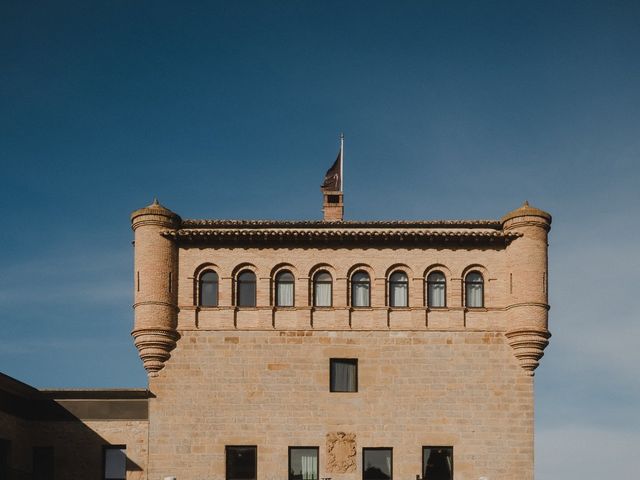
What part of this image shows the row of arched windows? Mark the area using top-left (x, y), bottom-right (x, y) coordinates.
top-left (198, 269), bottom-right (485, 309)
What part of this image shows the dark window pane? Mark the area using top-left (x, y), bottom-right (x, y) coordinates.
top-left (330, 359), bottom-right (357, 392)
top-left (226, 446), bottom-right (257, 480)
top-left (277, 271), bottom-right (294, 282)
top-left (0, 440), bottom-right (10, 480)
top-left (289, 447), bottom-right (318, 480)
top-left (237, 271), bottom-right (256, 307)
top-left (33, 447), bottom-right (54, 480)
top-left (423, 447), bottom-right (453, 480)
top-left (315, 271), bottom-right (332, 282)
top-left (200, 271), bottom-right (218, 306)
top-left (363, 448), bottom-right (392, 480)
top-left (104, 446), bottom-right (126, 480)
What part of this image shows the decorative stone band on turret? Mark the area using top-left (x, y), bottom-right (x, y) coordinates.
top-left (505, 328), bottom-right (551, 375)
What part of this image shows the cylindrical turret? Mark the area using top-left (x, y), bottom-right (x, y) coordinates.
top-left (502, 201), bottom-right (552, 375)
top-left (130, 199), bottom-right (181, 376)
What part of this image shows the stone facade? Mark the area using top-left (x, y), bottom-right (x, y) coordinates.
top-left (129, 197), bottom-right (551, 480)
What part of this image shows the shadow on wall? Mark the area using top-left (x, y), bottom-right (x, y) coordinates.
top-left (0, 371), bottom-right (150, 480)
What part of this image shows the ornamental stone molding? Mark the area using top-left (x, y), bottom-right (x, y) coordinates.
top-left (505, 328), bottom-right (551, 375)
top-left (326, 432), bottom-right (357, 473)
top-left (131, 328), bottom-right (179, 377)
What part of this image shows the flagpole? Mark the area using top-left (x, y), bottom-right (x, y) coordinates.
top-left (340, 132), bottom-right (344, 192)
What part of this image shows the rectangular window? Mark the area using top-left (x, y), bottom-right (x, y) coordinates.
top-left (330, 358), bottom-right (357, 392)
top-left (0, 439), bottom-right (11, 480)
top-left (289, 447), bottom-right (318, 480)
top-left (104, 445), bottom-right (126, 480)
top-left (33, 446), bottom-right (54, 480)
top-left (226, 446), bottom-right (257, 480)
top-left (422, 446), bottom-right (453, 480)
top-left (363, 448), bottom-right (392, 480)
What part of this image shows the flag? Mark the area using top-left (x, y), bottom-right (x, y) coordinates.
top-left (322, 152), bottom-right (341, 191)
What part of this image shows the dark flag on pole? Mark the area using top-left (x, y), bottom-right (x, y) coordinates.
top-left (322, 134), bottom-right (344, 192)
top-left (322, 153), bottom-right (341, 191)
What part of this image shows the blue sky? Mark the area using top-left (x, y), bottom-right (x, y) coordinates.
top-left (1, 1), bottom-right (639, 478)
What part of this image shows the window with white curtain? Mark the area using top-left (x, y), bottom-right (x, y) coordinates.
top-left (363, 448), bottom-right (392, 480)
top-left (237, 271), bottom-right (257, 307)
top-left (465, 271), bottom-right (484, 308)
top-left (199, 270), bottom-right (218, 307)
top-left (422, 446), bottom-right (453, 480)
top-left (289, 447), bottom-right (318, 480)
top-left (388, 271), bottom-right (408, 307)
top-left (426, 271), bottom-right (446, 308)
top-left (330, 358), bottom-right (357, 392)
top-left (351, 271), bottom-right (370, 307)
top-left (275, 270), bottom-right (294, 307)
top-left (313, 271), bottom-right (332, 307)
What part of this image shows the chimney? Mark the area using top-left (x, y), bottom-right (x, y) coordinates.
top-left (322, 188), bottom-right (344, 221)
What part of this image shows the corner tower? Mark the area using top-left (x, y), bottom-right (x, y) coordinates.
top-left (502, 201), bottom-right (552, 374)
top-left (130, 199), bottom-right (181, 376)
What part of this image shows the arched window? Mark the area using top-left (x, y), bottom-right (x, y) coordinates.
top-left (426, 271), bottom-right (446, 308)
top-left (465, 271), bottom-right (484, 308)
top-left (351, 271), bottom-right (370, 307)
top-left (389, 271), bottom-right (408, 307)
top-left (237, 270), bottom-right (256, 307)
top-left (275, 270), bottom-right (294, 307)
top-left (199, 271), bottom-right (218, 307)
top-left (313, 271), bottom-right (332, 307)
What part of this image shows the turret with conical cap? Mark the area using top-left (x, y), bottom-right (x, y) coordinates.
top-left (130, 199), bottom-right (181, 376)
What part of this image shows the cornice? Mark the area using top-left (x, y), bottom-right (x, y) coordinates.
top-left (161, 228), bottom-right (521, 246)
top-left (181, 219), bottom-right (503, 229)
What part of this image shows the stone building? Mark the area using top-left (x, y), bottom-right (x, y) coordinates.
top-left (1, 174), bottom-right (552, 480)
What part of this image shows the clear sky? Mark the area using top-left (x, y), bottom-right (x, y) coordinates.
top-left (1, 1), bottom-right (639, 478)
